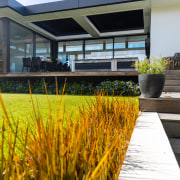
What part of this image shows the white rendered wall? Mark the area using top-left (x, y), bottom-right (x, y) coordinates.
top-left (151, 5), bottom-right (180, 57)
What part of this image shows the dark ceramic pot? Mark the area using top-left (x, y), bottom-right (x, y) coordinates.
top-left (138, 74), bottom-right (165, 98)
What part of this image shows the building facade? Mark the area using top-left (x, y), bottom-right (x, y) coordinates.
top-left (0, 0), bottom-right (179, 73)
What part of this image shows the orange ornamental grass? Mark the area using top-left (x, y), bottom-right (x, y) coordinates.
top-left (0, 83), bottom-right (139, 180)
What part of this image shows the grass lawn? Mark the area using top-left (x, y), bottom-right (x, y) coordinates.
top-left (0, 93), bottom-right (138, 122)
top-left (0, 93), bottom-right (139, 179)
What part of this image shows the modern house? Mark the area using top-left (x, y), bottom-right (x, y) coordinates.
top-left (0, 0), bottom-right (179, 74)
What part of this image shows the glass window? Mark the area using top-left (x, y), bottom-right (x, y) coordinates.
top-left (114, 37), bottom-right (126, 50)
top-left (58, 41), bottom-right (83, 70)
top-left (128, 35), bottom-right (146, 48)
top-left (114, 50), bottom-right (146, 61)
top-left (0, 20), bottom-right (3, 72)
top-left (36, 34), bottom-right (51, 60)
top-left (10, 21), bottom-right (33, 72)
top-left (85, 39), bottom-right (113, 59)
top-left (128, 41), bottom-right (145, 48)
top-left (114, 35), bottom-right (147, 61)
top-left (66, 41), bottom-right (83, 52)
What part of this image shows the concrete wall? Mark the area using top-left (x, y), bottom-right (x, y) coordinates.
top-left (151, 5), bottom-right (180, 57)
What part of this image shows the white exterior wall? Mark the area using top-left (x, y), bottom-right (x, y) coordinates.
top-left (151, 5), bottom-right (180, 57)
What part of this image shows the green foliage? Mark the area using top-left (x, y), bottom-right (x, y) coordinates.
top-left (0, 80), bottom-right (140, 96)
top-left (134, 57), bottom-right (168, 74)
top-left (0, 91), bottom-right (139, 179)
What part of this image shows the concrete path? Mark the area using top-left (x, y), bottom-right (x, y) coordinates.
top-left (118, 112), bottom-right (180, 180)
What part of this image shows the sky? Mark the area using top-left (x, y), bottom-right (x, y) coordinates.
top-left (16, 0), bottom-right (62, 6)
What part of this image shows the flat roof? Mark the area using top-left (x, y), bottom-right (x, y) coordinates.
top-left (0, 0), bottom-right (149, 40)
top-left (0, 0), bottom-right (143, 15)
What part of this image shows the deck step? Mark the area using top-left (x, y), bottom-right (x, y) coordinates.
top-left (169, 138), bottom-right (180, 166)
top-left (139, 97), bottom-right (180, 113)
top-left (164, 70), bottom-right (180, 75)
top-left (165, 80), bottom-right (180, 86)
top-left (164, 86), bottom-right (180, 92)
top-left (165, 75), bottom-right (180, 80)
top-left (159, 113), bottom-right (180, 121)
top-left (169, 138), bottom-right (180, 153)
top-left (159, 113), bottom-right (180, 167)
top-left (159, 113), bottom-right (180, 138)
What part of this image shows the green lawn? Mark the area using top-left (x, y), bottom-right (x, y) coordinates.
top-left (0, 93), bottom-right (138, 124)
top-left (0, 94), bottom-right (89, 122)
top-left (0, 93), bottom-right (139, 178)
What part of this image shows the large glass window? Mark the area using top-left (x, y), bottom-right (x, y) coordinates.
top-left (10, 22), bottom-right (33, 72)
top-left (85, 39), bottom-right (113, 59)
top-left (58, 41), bottom-right (83, 70)
top-left (128, 36), bottom-right (145, 48)
top-left (114, 35), bottom-right (146, 61)
top-left (0, 20), bottom-right (3, 72)
top-left (36, 34), bottom-right (51, 60)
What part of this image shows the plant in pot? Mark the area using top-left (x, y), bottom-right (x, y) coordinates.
top-left (134, 57), bottom-right (168, 98)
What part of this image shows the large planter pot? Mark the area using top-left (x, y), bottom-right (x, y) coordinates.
top-left (138, 74), bottom-right (165, 98)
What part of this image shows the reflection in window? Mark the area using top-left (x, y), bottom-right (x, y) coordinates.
top-left (114, 37), bottom-right (126, 50)
top-left (10, 21), bottom-right (33, 72)
top-left (36, 34), bottom-right (51, 60)
top-left (115, 50), bottom-right (146, 61)
top-left (58, 41), bottom-right (83, 70)
top-left (85, 39), bottom-right (113, 59)
top-left (114, 43), bottom-right (126, 49)
top-left (85, 44), bottom-right (103, 51)
top-left (114, 36), bottom-right (146, 61)
top-left (128, 41), bottom-right (145, 48)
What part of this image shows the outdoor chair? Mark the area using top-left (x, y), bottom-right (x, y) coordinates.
top-left (22, 57), bottom-right (31, 72)
top-left (30, 57), bottom-right (41, 72)
top-left (57, 62), bottom-right (63, 71)
top-left (46, 60), bottom-right (57, 72)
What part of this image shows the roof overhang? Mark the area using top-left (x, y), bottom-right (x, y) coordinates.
top-left (0, 0), bottom-right (151, 40)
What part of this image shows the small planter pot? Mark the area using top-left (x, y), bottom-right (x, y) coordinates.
top-left (138, 74), bottom-right (165, 98)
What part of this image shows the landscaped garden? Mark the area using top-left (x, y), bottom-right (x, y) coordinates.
top-left (0, 79), bottom-right (140, 96)
top-left (0, 81), bottom-right (140, 179)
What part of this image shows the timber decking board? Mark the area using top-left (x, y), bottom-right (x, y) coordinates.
top-left (165, 80), bottom-right (180, 86)
top-left (165, 75), bottom-right (180, 80)
top-left (0, 71), bottom-right (138, 77)
top-left (139, 98), bottom-right (180, 113)
top-left (164, 86), bottom-right (180, 92)
top-left (139, 92), bottom-right (180, 113)
top-left (159, 113), bottom-right (180, 121)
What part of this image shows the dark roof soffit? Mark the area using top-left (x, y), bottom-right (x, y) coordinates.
top-left (88, 10), bottom-right (144, 33)
top-left (33, 18), bottom-right (88, 36)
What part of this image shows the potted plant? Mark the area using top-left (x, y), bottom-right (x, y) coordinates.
top-left (134, 57), bottom-right (168, 98)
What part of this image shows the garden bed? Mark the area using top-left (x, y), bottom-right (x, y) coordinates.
top-left (0, 79), bottom-right (140, 96)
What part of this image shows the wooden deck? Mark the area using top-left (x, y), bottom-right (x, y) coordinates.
top-left (0, 71), bottom-right (138, 77)
top-left (139, 92), bottom-right (180, 113)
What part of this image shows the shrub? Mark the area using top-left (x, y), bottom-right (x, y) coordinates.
top-left (134, 57), bottom-right (168, 74)
top-left (0, 80), bottom-right (140, 96)
top-left (0, 86), bottom-right (139, 179)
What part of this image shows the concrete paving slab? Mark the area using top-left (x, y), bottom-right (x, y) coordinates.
top-left (118, 112), bottom-right (180, 180)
